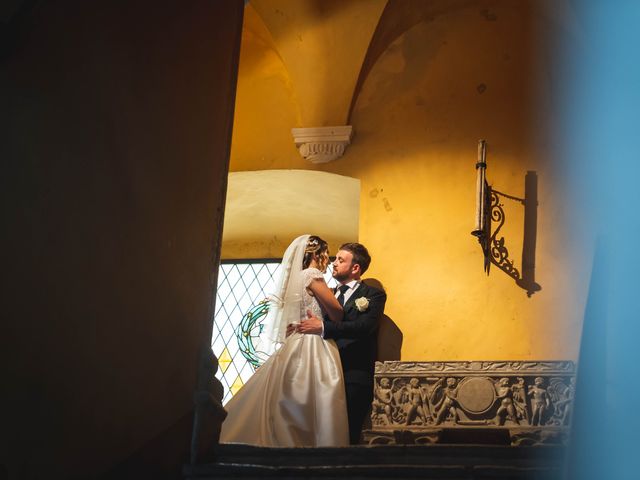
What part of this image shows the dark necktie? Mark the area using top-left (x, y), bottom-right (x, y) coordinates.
top-left (337, 284), bottom-right (350, 306)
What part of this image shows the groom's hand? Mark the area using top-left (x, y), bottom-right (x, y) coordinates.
top-left (286, 323), bottom-right (297, 337)
top-left (296, 309), bottom-right (323, 335)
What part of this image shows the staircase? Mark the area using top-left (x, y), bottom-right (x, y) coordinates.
top-left (184, 443), bottom-right (566, 479)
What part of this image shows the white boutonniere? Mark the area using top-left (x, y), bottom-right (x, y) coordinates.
top-left (354, 297), bottom-right (370, 312)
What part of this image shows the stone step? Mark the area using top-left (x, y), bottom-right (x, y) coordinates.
top-left (184, 443), bottom-right (566, 479)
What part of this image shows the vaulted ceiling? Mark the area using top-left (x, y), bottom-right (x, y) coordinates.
top-left (248, 0), bottom-right (387, 126)
top-left (244, 0), bottom-right (579, 128)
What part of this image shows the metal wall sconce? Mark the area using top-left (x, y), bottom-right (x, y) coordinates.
top-left (472, 140), bottom-right (541, 297)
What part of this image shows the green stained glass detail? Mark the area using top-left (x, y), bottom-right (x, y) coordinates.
top-left (235, 299), bottom-right (270, 369)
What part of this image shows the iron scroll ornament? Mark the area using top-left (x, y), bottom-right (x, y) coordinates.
top-left (489, 189), bottom-right (522, 282)
top-left (473, 182), bottom-right (541, 297)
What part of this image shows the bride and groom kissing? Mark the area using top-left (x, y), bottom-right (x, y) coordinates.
top-left (220, 235), bottom-right (387, 447)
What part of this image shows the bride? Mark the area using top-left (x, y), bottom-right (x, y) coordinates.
top-left (219, 234), bottom-right (349, 447)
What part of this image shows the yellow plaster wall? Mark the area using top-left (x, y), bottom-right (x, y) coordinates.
top-left (230, 4), bottom-right (303, 171)
top-left (227, 1), bottom-right (589, 362)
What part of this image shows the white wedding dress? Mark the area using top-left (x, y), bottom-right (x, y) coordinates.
top-left (219, 267), bottom-right (349, 447)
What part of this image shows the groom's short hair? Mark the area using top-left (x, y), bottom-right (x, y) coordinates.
top-left (339, 242), bottom-right (371, 274)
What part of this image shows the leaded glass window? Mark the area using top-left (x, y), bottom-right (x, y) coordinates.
top-left (212, 260), bottom-right (337, 404)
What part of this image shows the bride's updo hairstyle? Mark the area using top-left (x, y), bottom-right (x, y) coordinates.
top-left (303, 235), bottom-right (329, 271)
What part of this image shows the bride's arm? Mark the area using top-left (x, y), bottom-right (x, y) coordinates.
top-left (307, 279), bottom-right (343, 323)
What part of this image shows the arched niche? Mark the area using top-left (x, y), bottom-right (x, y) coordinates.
top-left (221, 170), bottom-right (360, 258)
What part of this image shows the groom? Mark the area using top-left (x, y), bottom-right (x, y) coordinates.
top-left (296, 242), bottom-right (387, 444)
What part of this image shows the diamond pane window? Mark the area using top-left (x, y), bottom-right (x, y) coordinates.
top-left (212, 260), bottom-right (337, 404)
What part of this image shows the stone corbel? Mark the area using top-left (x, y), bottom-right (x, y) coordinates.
top-left (291, 125), bottom-right (353, 164)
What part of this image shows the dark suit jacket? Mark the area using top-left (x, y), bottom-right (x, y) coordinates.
top-left (323, 282), bottom-right (387, 386)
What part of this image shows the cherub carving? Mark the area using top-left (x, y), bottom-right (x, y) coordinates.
top-left (494, 377), bottom-right (519, 425)
top-left (371, 377), bottom-right (394, 426)
top-left (511, 377), bottom-right (529, 424)
top-left (432, 377), bottom-right (459, 425)
top-left (390, 378), bottom-right (409, 424)
top-left (402, 377), bottom-right (430, 426)
top-left (547, 377), bottom-right (575, 426)
top-left (528, 376), bottom-right (551, 426)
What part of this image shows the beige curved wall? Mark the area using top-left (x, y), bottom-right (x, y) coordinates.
top-left (222, 170), bottom-right (360, 258)
top-left (227, 1), bottom-right (589, 361)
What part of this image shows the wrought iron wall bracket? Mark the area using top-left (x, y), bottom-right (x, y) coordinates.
top-left (471, 142), bottom-right (540, 296)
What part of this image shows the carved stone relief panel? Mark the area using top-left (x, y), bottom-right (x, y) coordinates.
top-left (364, 361), bottom-right (575, 446)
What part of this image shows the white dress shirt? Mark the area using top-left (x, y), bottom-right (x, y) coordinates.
top-left (322, 280), bottom-right (360, 337)
top-left (336, 279), bottom-right (360, 304)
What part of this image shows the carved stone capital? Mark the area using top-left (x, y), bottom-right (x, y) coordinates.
top-left (291, 125), bottom-right (353, 164)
